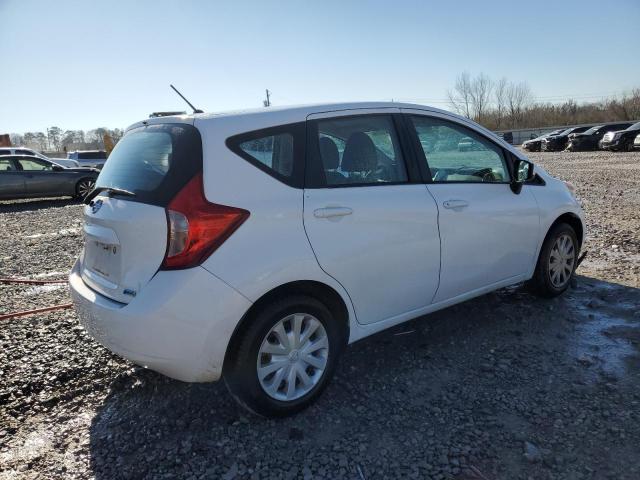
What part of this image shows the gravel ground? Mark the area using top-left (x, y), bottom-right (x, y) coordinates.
top-left (1, 150), bottom-right (639, 480)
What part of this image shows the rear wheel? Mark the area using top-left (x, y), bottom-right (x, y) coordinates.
top-left (224, 295), bottom-right (345, 417)
top-left (75, 178), bottom-right (95, 200)
top-left (529, 223), bottom-right (578, 298)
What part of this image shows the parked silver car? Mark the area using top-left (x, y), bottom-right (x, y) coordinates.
top-left (0, 155), bottom-right (98, 200)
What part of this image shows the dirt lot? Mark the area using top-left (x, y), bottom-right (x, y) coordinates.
top-left (1, 150), bottom-right (639, 480)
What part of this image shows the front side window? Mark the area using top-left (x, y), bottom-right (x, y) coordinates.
top-left (410, 116), bottom-right (510, 183)
top-left (312, 115), bottom-right (408, 186)
top-left (17, 158), bottom-right (52, 171)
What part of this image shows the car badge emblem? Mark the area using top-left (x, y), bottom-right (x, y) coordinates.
top-left (91, 199), bottom-right (103, 214)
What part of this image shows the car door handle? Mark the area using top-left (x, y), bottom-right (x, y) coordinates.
top-left (313, 207), bottom-right (353, 218)
top-left (442, 199), bottom-right (469, 209)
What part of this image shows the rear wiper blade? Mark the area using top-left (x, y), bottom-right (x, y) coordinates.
top-left (83, 186), bottom-right (136, 205)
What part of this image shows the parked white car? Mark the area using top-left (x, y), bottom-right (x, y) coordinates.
top-left (67, 150), bottom-right (108, 168)
top-left (0, 147), bottom-right (80, 168)
top-left (69, 102), bottom-right (585, 416)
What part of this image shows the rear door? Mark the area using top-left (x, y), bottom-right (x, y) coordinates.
top-left (0, 157), bottom-right (25, 198)
top-left (80, 122), bottom-right (201, 303)
top-left (303, 111), bottom-right (440, 325)
top-left (404, 110), bottom-right (539, 302)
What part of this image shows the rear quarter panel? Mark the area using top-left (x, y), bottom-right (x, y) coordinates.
top-left (194, 116), bottom-right (357, 336)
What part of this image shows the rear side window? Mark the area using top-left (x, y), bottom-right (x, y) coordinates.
top-left (95, 124), bottom-right (202, 206)
top-left (0, 159), bottom-right (14, 171)
top-left (239, 133), bottom-right (294, 176)
top-left (227, 122), bottom-right (305, 187)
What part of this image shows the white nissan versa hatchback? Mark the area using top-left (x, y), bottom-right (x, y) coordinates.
top-left (70, 102), bottom-right (585, 416)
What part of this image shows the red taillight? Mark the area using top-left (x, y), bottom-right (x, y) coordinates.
top-left (161, 173), bottom-right (249, 270)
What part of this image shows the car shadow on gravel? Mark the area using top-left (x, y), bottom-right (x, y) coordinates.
top-left (88, 276), bottom-right (640, 480)
top-left (0, 197), bottom-right (79, 213)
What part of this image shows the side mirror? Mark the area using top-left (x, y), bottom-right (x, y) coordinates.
top-left (511, 159), bottom-right (534, 194)
top-left (52, 165), bottom-right (64, 171)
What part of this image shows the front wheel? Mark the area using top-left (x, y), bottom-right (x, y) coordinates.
top-left (75, 178), bottom-right (95, 200)
top-left (224, 295), bottom-right (345, 417)
top-left (529, 223), bottom-right (579, 298)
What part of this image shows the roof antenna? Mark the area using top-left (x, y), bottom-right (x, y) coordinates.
top-left (170, 84), bottom-right (203, 114)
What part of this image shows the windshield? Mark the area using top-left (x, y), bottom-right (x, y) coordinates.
top-left (583, 126), bottom-right (603, 135)
top-left (559, 128), bottom-right (574, 136)
top-left (95, 123), bottom-right (202, 205)
top-left (626, 122), bottom-right (640, 131)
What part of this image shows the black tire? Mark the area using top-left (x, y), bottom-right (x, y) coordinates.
top-left (75, 178), bottom-right (95, 200)
top-left (528, 223), bottom-right (579, 298)
top-left (224, 295), bottom-right (345, 417)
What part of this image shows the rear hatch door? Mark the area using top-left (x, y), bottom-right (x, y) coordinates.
top-left (80, 122), bottom-right (202, 303)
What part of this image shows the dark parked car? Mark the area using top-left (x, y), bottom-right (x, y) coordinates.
top-left (541, 126), bottom-right (590, 151)
top-left (0, 155), bottom-right (98, 200)
top-left (599, 122), bottom-right (640, 151)
top-left (567, 123), bottom-right (633, 151)
top-left (522, 129), bottom-right (564, 152)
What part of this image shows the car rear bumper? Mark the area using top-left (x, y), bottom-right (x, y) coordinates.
top-left (69, 259), bottom-right (252, 382)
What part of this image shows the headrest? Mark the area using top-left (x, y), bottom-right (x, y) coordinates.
top-left (341, 132), bottom-right (377, 173)
top-left (319, 137), bottom-right (339, 170)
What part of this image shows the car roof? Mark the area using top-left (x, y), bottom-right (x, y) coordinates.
top-left (128, 102), bottom-right (465, 129)
top-left (125, 101), bottom-right (525, 159)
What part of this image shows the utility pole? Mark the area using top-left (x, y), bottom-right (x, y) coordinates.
top-left (263, 89), bottom-right (271, 107)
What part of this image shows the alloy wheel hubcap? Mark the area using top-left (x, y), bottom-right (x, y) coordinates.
top-left (79, 180), bottom-right (94, 198)
top-left (549, 234), bottom-right (575, 288)
top-left (257, 313), bottom-right (329, 401)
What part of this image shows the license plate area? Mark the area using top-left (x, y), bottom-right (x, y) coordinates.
top-left (88, 240), bottom-right (120, 280)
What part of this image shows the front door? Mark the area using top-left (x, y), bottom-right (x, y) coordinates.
top-left (16, 157), bottom-right (67, 196)
top-left (303, 111), bottom-right (440, 325)
top-left (405, 111), bottom-right (540, 303)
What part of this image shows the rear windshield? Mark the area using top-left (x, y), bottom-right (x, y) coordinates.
top-left (95, 123), bottom-right (202, 205)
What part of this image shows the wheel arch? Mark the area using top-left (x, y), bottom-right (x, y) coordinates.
top-left (74, 176), bottom-right (95, 196)
top-left (223, 280), bottom-right (350, 373)
top-left (548, 212), bottom-right (584, 248)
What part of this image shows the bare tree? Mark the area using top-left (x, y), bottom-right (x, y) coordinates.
top-left (9, 133), bottom-right (24, 146)
top-left (448, 72), bottom-right (494, 122)
top-left (447, 72), bottom-right (473, 118)
top-left (469, 73), bottom-right (493, 123)
top-left (506, 81), bottom-right (533, 127)
top-left (494, 77), bottom-right (508, 128)
top-left (47, 126), bottom-right (63, 152)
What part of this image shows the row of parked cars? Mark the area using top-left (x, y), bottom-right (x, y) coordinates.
top-left (522, 121), bottom-right (640, 152)
top-left (0, 148), bottom-right (107, 200)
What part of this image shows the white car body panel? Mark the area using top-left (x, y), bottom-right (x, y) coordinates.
top-left (302, 108), bottom-right (440, 325)
top-left (426, 182), bottom-right (539, 302)
top-left (194, 114), bottom-right (357, 326)
top-left (69, 101), bottom-right (586, 384)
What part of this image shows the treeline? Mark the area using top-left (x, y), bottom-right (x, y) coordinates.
top-left (9, 127), bottom-right (124, 154)
top-left (447, 72), bottom-right (640, 131)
